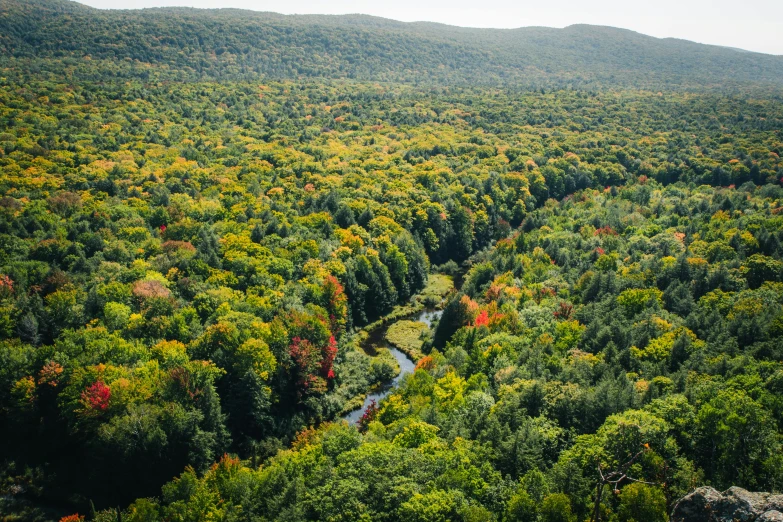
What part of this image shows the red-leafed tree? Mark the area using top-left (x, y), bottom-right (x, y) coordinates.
top-left (289, 334), bottom-right (338, 395)
top-left (59, 514), bottom-right (85, 522)
top-left (286, 309), bottom-right (339, 396)
top-left (323, 275), bottom-right (348, 336)
top-left (0, 274), bottom-right (13, 298)
top-left (358, 400), bottom-right (378, 432)
top-left (320, 335), bottom-right (338, 379)
top-left (554, 301), bottom-right (574, 320)
top-left (81, 380), bottom-right (111, 412)
top-left (594, 226), bottom-right (618, 236)
top-left (289, 337), bottom-right (327, 394)
top-left (415, 356), bottom-right (435, 372)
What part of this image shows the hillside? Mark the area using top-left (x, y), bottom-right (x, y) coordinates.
top-left (3, 1), bottom-right (783, 520)
top-left (2, 0), bottom-right (783, 88)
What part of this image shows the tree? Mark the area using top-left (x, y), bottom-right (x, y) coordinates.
top-left (505, 490), bottom-right (537, 522)
top-left (103, 302), bottom-right (131, 332)
top-left (695, 390), bottom-right (779, 489)
top-left (540, 493), bottom-right (576, 522)
top-left (399, 490), bottom-right (462, 522)
top-left (617, 483), bottom-right (668, 522)
top-left (448, 205), bottom-right (474, 262)
top-left (742, 254), bottom-right (783, 289)
top-left (616, 288), bottom-right (663, 318)
top-left (433, 294), bottom-right (473, 349)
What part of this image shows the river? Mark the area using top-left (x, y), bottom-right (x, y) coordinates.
top-left (342, 306), bottom-right (444, 424)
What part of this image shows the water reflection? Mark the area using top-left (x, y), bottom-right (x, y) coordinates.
top-left (343, 347), bottom-right (415, 424)
top-left (342, 307), bottom-right (443, 424)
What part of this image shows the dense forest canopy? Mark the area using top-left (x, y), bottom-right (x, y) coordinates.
top-left (2, 0), bottom-right (783, 88)
top-left (1, 1), bottom-right (783, 521)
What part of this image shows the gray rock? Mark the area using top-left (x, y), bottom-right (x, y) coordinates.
top-left (716, 487), bottom-right (770, 522)
top-left (671, 487), bottom-right (724, 522)
top-left (671, 487), bottom-right (782, 522)
top-left (766, 496), bottom-right (783, 513)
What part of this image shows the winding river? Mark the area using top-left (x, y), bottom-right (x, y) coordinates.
top-left (342, 307), bottom-right (444, 424)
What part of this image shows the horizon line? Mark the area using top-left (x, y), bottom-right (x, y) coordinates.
top-left (61, 0), bottom-right (781, 57)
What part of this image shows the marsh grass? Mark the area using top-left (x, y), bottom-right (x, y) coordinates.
top-left (385, 320), bottom-right (429, 361)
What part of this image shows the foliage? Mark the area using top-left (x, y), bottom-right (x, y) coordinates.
top-left (385, 320), bottom-right (428, 361)
top-left (3, 0), bottom-right (783, 89)
top-left (1, 2), bottom-right (783, 518)
top-left (120, 182), bottom-right (783, 520)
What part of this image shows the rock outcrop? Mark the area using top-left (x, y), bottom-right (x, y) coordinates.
top-left (671, 487), bottom-right (783, 522)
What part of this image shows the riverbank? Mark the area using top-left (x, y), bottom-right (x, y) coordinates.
top-left (359, 273), bottom-right (453, 334)
top-left (339, 306), bottom-right (438, 423)
top-left (336, 273), bottom-right (454, 419)
top-left (384, 319), bottom-right (430, 361)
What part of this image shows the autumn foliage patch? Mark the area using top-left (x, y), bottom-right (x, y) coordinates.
top-left (81, 380), bottom-right (111, 412)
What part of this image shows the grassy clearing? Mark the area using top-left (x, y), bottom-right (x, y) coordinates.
top-left (339, 392), bottom-right (368, 416)
top-left (332, 344), bottom-right (373, 415)
top-left (335, 273), bottom-right (453, 415)
top-left (418, 273), bottom-right (454, 303)
top-left (363, 273), bottom-right (454, 332)
top-left (385, 320), bottom-right (429, 361)
top-left (336, 346), bottom-right (400, 415)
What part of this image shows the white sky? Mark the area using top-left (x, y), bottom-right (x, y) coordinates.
top-left (76, 0), bottom-right (783, 55)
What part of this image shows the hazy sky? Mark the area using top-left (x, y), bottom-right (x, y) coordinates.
top-left (76, 0), bottom-right (783, 55)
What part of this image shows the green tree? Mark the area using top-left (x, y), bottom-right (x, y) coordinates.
top-left (540, 493), bottom-right (576, 522)
top-left (617, 483), bottom-right (668, 522)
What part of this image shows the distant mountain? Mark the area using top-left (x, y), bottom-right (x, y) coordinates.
top-left (2, 0), bottom-right (782, 88)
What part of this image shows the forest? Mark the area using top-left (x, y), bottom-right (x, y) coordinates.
top-left (3, 0), bottom-right (783, 88)
top-left (1, 1), bottom-right (783, 521)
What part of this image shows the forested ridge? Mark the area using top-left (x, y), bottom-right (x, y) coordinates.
top-left (2, 1), bottom-right (783, 521)
top-left (2, 0), bottom-right (783, 88)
